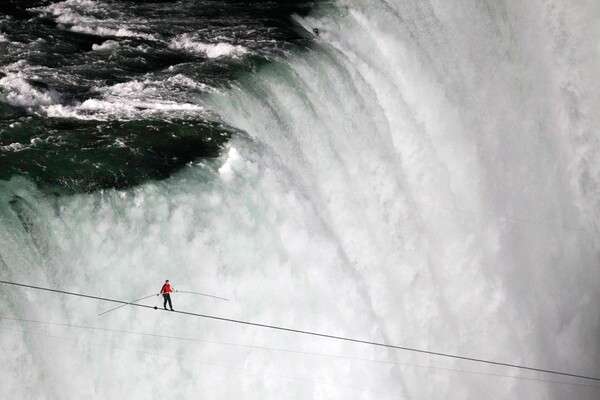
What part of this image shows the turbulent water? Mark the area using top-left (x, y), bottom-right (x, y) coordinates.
top-left (0, 0), bottom-right (313, 190)
top-left (1, 0), bottom-right (600, 399)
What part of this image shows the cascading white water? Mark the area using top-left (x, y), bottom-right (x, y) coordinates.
top-left (1, 0), bottom-right (600, 399)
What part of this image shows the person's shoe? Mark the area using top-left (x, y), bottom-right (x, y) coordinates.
top-left (170, 308), bottom-right (174, 311)
top-left (164, 307), bottom-right (168, 310)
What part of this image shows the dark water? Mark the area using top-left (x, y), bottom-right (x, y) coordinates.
top-left (0, 0), bottom-right (317, 191)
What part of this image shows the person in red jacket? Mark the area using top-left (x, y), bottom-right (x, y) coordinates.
top-left (160, 279), bottom-right (175, 311)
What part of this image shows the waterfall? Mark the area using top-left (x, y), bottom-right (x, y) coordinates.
top-left (1, 0), bottom-right (599, 398)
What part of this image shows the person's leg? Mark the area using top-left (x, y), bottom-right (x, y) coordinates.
top-left (167, 295), bottom-right (173, 310)
top-left (163, 294), bottom-right (168, 309)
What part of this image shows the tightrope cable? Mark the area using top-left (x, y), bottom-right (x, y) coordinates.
top-left (97, 293), bottom-right (159, 316)
top-left (2, 316), bottom-right (598, 389)
top-left (1, 279), bottom-right (599, 382)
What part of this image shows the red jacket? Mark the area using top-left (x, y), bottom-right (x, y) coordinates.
top-left (161, 283), bottom-right (173, 294)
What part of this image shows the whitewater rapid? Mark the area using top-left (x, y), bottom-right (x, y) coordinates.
top-left (1, 0), bottom-right (600, 399)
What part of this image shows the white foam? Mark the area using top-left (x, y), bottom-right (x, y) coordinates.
top-left (45, 98), bottom-right (204, 120)
top-left (101, 80), bottom-right (149, 96)
top-left (218, 147), bottom-right (241, 182)
top-left (0, 74), bottom-right (61, 109)
top-left (91, 40), bottom-right (121, 51)
top-left (68, 24), bottom-right (155, 40)
top-left (28, 76), bottom-right (207, 120)
top-left (170, 34), bottom-right (248, 58)
top-left (0, 60), bottom-right (29, 73)
top-left (1, 143), bottom-right (26, 152)
top-left (35, 0), bottom-right (156, 40)
top-left (46, 0), bottom-right (100, 11)
top-left (166, 74), bottom-right (212, 92)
